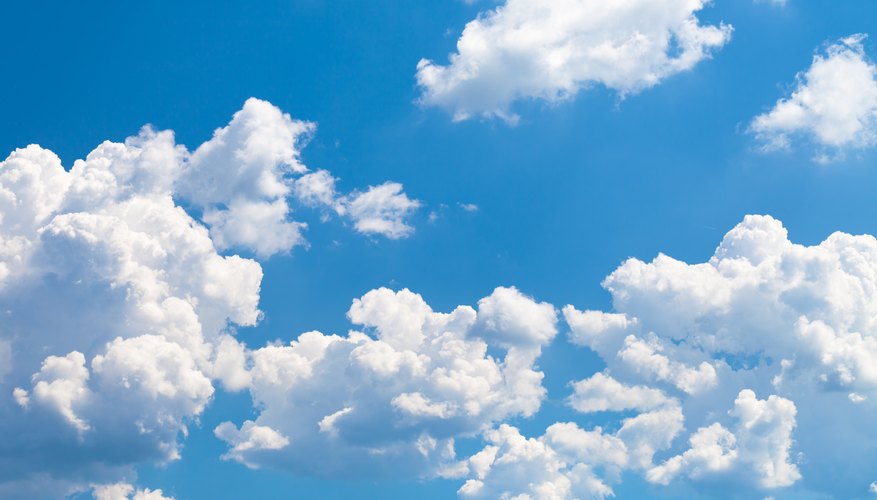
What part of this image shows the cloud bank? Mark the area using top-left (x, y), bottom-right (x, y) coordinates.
top-left (0, 99), bottom-right (417, 497)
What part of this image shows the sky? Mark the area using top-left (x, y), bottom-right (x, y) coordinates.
top-left (2, 0), bottom-right (877, 499)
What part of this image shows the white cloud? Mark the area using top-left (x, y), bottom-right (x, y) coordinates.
top-left (344, 182), bottom-right (421, 239)
top-left (294, 169), bottom-right (343, 212)
top-left (92, 483), bottom-right (175, 500)
top-left (0, 98), bottom-right (418, 496)
top-left (459, 203), bottom-right (479, 212)
top-left (618, 334), bottom-right (718, 394)
top-left (177, 98), bottom-right (313, 257)
top-left (417, 0), bottom-right (732, 121)
top-left (175, 98), bottom-right (420, 255)
top-left (648, 390), bottom-right (800, 489)
top-left (560, 214), bottom-right (877, 495)
top-left (0, 131), bottom-right (263, 494)
top-left (568, 372), bottom-right (672, 413)
top-left (473, 285), bottom-right (558, 348)
top-left (457, 396), bottom-right (685, 499)
top-left (751, 35), bottom-right (877, 160)
top-left (214, 421), bottom-right (290, 467)
top-left (457, 424), bottom-right (614, 500)
top-left (215, 287), bottom-right (556, 477)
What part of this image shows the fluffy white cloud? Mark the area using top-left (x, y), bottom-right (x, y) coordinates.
top-left (0, 124), bottom-right (263, 495)
top-left (457, 388), bottom-right (685, 499)
top-left (457, 424), bottom-right (616, 500)
top-left (92, 483), bottom-right (175, 500)
top-left (751, 35), bottom-right (877, 161)
top-left (417, 0), bottom-right (732, 121)
top-left (473, 285), bottom-right (558, 348)
top-left (176, 98), bottom-right (420, 255)
top-left (648, 390), bottom-right (800, 489)
top-left (344, 182), bottom-right (421, 239)
top-left (176, 98), bottom-right (313, 257)
top-left (0, 98), bottom-right (418, 496)
top-left (215, 287), bottom-right (557, 477)
top-left (214, 421), bottom-right (291, 467)
top-left (560, 214), bottom-right (877, 496)
top-left (568, 372), bottom-right (671, 413)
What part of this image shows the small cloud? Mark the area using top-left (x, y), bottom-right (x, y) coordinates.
top-left (458, 203), bottom-right (479, 212)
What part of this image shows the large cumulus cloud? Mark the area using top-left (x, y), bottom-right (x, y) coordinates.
top-left (0, 99), bottom-right (417, 497)
top-left (556, 214), bottom-right (877, 497)
top-left (214, 286), bottom-right (558, 478)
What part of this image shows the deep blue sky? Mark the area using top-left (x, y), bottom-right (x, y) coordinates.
top-left (4, 1), bottom-right (877, 498)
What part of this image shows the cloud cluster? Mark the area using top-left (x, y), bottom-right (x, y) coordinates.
top-left (458, 374), bottom-right (684, 499)
top-left (448, 214), bottom-right (877, 498)
top-left (554, 214), bottom-right (877, 496)
top-left (0, 99), bottom-right (418, 496)
top-left (214, 286), bottom-right (558, 478)
top-left (92, 483), bottom-right (174, 500)
top-left (751, 35), bottom-right (877, 161)
top-left (417, 0), bottom-right (732, 121)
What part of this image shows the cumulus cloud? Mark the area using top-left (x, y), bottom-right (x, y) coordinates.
top-left (560, 214), bottom-right (877, 496)
top-left (648, 390), bottom-right (800, 489)
top-left (175, 98), bottom-right (419, 255)
top-left (92, 483), bottom-right (175, 500)
top-left (568, 372), bottom-right (671, 413)
top-left (293, 172), bottom-right (421, 240)
top-left (458, 375), bottom-right (685, 499)
top-left (0, 118), bottom-right (262, 496)
top-left (417, 0), bottom-right (732, 121)
top-left (751, 35), bottom-right (877, 161)
top-left (0, 98), bottom-right (417, 496)
top-left (214, 287), bottom-right (557, 478)
top-left (176, 98), bottom-right (313, 256)
top-left (456, 424), bottom-right (619, 499)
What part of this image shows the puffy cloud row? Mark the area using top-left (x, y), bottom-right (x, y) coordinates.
top-left (456, 381), bottom-right (797, 499)
top-left (417, 0), bottom-right (732, 122)
top-left (457, 375), bottom-right (684, 499)
top-left (213, 210), bottom-right (877, 497)
top-left (0, 99), bottom-right (418, 497)
top-left (214, 286), bottom-right (559, 478)
top-left (557, 214), bottom-right (877, 497)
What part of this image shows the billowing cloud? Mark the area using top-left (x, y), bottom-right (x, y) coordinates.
top-left (214, 287), bottom-right (557, 478)
top-left (648, 390), bottom-right (800, 488)
top-left (92, 482), bottom-right (175, 500)
top-left (0, 99), bottom-right (417, 496)
top-left (751, 35), bottom-right (877, 162)
top-left (560, 214), bottom-right (877, 496)
top-left (417, 0), bottom-right (732, 122)
top-left (457, 374), bottom-right (684, 498)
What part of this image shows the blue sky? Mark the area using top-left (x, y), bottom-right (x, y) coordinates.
top-left (3, 1), bottom-right (877, 499)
